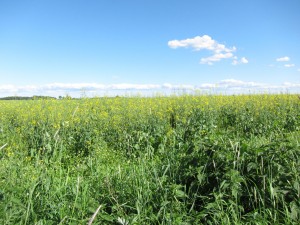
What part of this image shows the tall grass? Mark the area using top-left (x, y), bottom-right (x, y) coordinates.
top-left (0, 94), bottom-right (299, 224)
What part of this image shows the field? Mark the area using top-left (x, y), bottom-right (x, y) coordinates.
top-left (0, 94), bottom-right (299, 224)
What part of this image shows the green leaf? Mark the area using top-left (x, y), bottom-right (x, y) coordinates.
top-left (100, 213), bottom-right (115, 222)
top-left (175, 189), bottom-right (187, 198)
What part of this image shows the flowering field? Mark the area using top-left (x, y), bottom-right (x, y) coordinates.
top-left (0, 94), bottom-right (299, 224)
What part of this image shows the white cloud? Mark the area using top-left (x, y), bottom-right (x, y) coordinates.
top-left (162, 83), bottom-right (173, 89)
top-left (232, 57), bottom-right (249, 65)
top-left (0, 85), bottom-right (17, 92)
top-left (168, 35), bottom-right (239, 65)
top-left (162, 83), bottom-right (194, 90)
top-left (110, 84), bottom-right (160, 90)
top-left (198, 83), bottom-right (216, 88)
top-left (232, 60), bottom-right (238, 65)
top-left (1, 81), bottom-right (300, 97)
top-left (195, 79), bottom-right (300, 92)
top-left (282, 82), bottom-right (300, 88)
top-left (168, 35), bottom-right (233, 52)
top-left (284, 64), bottom-right (295, 68)
top-left (201, 52), bottom-right (234, 65)
top-left (241, 57), bottom-right (249, 64)
top-left (276, 56), bottom-right (290, 62)
top-left (216, 79), bottom-right (264, 89)
top-left (44, 83), bottom-right (107, 90)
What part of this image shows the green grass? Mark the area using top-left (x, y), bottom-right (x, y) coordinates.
top-left (0, 94), bottom-right (299, 224)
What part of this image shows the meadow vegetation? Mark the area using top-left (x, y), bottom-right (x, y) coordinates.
top-left (0, 94), bottom-right (299, 224)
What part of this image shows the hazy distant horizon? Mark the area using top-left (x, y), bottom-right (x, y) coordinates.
top-left (1, 79), bottom-right (299, 98)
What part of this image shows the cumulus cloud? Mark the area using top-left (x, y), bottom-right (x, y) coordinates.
top-left (1, 81), bottom-right (300, 97)
top-left (274, 57), bottom-right (297, 69)
top-left (41, 83), bottom-right (162, 91)
top-left (232, 57), bottom-right (249, 65)
top-left (276, 56), bottom-right (290, 62)
top-left (282, 82), bottom-right (300, 88)
top-left (194, 79), bottom-right (300, 93)
top-left (217, 79), bottom-right (262, 88)
top-left (0, 85), bottom-right (17, 92)
top-left (44, 83), bottom-right (107, 90)
top-left (201, 52), bottom-right (234, 65)
top-left (168, 35), bottom-right (241, 65)
top-left (284, 64), bottom-right (295, 68)
top-left (241, 57), bottom-right (249, 64)
top-left (168, 35), bottom-right (235, 52)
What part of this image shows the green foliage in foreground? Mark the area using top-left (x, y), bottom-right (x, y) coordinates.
top-left (0, 94), bottom-right (299, 224)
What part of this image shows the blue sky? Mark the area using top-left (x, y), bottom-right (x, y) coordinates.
top-left (0, 0), bottom-right (300, 97)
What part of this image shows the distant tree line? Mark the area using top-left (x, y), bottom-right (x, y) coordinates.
top-left (0, 95), bottom-right (57, 100)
